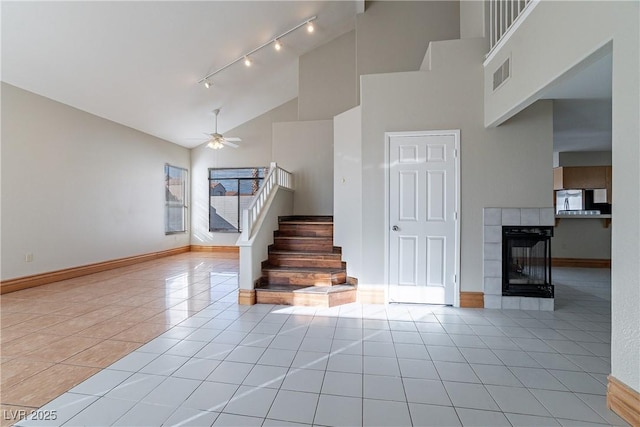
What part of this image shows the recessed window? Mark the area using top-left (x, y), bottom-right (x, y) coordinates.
top-left (165, 164), bottom-right (188, 234)
top-left (209, 167), bottom-right (268, 232)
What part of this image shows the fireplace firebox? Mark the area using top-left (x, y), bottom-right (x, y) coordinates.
top-left (502, 226), bottom-right (554, 298)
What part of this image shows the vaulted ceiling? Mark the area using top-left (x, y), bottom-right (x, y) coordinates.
top-left (2, 1), bottom-right (359, 148)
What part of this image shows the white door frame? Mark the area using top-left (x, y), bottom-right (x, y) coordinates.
top-left (384, 130), bottom-right (461, 307)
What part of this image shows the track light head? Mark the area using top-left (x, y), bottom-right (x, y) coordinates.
top-left (306, 21), bottom-right (314, 33)
top-left (204, 80), bottom-right (212, 89)
top-left (244, 56), bottom-right (252, 67)
top-left (274, 39), bottom-right (282, 51)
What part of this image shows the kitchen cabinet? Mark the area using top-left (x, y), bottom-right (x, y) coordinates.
top-left (553, 166), bottom-right (608, 190)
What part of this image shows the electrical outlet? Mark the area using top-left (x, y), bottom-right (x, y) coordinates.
top-left (25, 253), bottom-right (34, 262)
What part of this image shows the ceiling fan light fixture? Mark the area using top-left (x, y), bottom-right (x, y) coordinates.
top-left (203, 108), bottom-right (241, 150)
top-left (207, 139), bottom-right (224, 150)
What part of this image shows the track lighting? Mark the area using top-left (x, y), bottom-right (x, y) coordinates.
top-left (198, 15), bottom-right (317, 87)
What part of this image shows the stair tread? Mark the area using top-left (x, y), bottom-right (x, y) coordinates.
top-left (278, 222), bottom-right (333, 225)
top-left (274, 236), bottom-right (332, 240)
top-left (262, 266), bottom-right (345, 273)
top-left (269, 250), bottom-right (342, 256)
top-left (256, 284), bottom-right (356, 294)
top-left (279, 215), bottom-right (333, 224)
top-left (256, 284), bottom-right (308, 291)
top-left (279, 215), bottom-right (333, 220)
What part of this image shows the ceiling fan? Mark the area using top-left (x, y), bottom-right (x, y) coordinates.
top-left (205, 109), bottom-right (241, 149)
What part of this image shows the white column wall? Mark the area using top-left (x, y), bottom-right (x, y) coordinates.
top-left (334, 106), bottom-right (363, 280)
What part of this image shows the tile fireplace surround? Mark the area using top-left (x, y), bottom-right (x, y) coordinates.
top-left (483, 207), bottom-right (556, 311)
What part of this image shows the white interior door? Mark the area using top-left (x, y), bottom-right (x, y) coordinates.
top-left (388, 132), bottom-right (459, 305)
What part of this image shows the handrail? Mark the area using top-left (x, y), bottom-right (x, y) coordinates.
top-left (488, 0), bottom-right (536, 56)
top-left (240, 162), bottom-right (293, 241)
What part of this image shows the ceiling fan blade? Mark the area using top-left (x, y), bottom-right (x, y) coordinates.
top-left (222, 140), bottom-right (239, 148)
top-left (224, 137), bottom-right (242, 142)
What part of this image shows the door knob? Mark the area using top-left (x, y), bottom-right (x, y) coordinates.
top-left (392, 225), bottom-right (399, 231)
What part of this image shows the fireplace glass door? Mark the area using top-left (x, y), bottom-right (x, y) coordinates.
top-left (502, 226), bottom-right (554, 298)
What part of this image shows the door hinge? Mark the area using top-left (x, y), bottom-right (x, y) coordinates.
top-left (453, 274), bottom-right (457, 283)
top-left (454, 211), bottom-right (458, 220)
top-left (454, 149), bottom-right (458, 158)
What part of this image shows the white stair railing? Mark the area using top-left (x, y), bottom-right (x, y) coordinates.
top-left (489, 0), bottom-right (537, 54)
top-left (240, 162), bottom-right (293, 241)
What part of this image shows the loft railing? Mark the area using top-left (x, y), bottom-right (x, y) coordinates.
top-left (240, 162), bottom-right (293, 241)
top-left (489, 0), bottom-right (536, 53)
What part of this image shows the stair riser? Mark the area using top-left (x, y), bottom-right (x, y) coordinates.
top-left (255, 289), bottom-right (356, 307)
top-left (276, 224), bottom-right (333, 237)
top-left (263, 271), bottom-right (347, 287)
top-left (267, 257), bottom-right (344, 269)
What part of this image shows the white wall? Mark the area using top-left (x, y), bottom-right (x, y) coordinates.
top-left (272, 120), bottom-right (334, 216)
top-left (460, 0), bottom-right (486, 40)
top-left (359, 38), bottom-right (553, 294)
top-left (190, 99), bottom-right (298, 247)
top-left (356, 1), bottom-right (460, 78)
top-left (334, 106), bottom-right (362, 280)
top-left (484, 1), bottom-right (640, 391)
top-left (1, 83), bottom-right (190, 280)
top-left (298, 31), bottom-right (357, 121)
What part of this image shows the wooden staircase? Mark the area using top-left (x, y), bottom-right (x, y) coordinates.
top-left (255, 216), bottom-right (357, 307)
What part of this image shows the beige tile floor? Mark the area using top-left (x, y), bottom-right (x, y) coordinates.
top-left (0, 252), bottom-right (239, 426)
